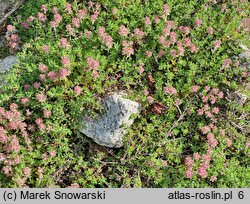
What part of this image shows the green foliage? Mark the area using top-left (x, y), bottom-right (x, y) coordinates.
top-left (0, 0), bottom-right (249, 187)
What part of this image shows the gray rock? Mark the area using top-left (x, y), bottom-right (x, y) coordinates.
top-left (0, 0), bottom-right (11, 19)
top-left (79, 93), bottom-right (141, 148)
top-left (0, 0), bottom-right (25, 25)
top-left (0, 55), bottom-right (17, 73)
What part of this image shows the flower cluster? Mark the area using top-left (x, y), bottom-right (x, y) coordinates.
top-left (6, 25), bottom-right (21, 54)
top-left (98, 26), bottom-right (114, 48)
top-left (122, 41), bottom-right (134, 57)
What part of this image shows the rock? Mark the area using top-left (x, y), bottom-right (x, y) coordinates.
top-left (0, 0), bottom-right (11, 19)
top-left (0, 55), bottom-right (17, 73)
top-left (79, 93), bottom-right (141, 148)
top-left (0, 0), bottom-right (25, 25)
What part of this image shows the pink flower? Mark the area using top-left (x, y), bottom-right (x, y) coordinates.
top-left (42, 45), bottom-right (50, 53)
top-left (162, 27), bottom-right (170, 37)
top-left (43, 110), bottom-right (51, 118)
top-left (37, 12), bottom-right (47, 22)
top-left (147, 96), bottom-right (154, 103)
top-left (207, 133), bottom-right (214, 141)
top-left (222, 58), bottom-right (232, 68)
top-left (198, 166), bottom-right (208, 178)
top-left (24, 84), bottom-right (31, 91)
top-left (86, 57), bottom-right (100, 70)
top-left (84, 30), bottom-right (92, 38)
top-left (179, 26), bottom-right (191, 34)
top-left (7, 25), bottom-right (15, 32)
top-left (210, 175), bottom-right (217, 182)
top-left (61, 56), bottom-right (70, 67)
top-left (185, 169), bottom-right (193, 179)
top-left (205, 111), bottom-right (213, 118)
top-left (138, 65), bottom-right (144, 74)
top-left (163, 4), bottom-right (170, 14)
top-left (212, 107), bottom-right (219, 114)
top-left (190, 44), bottom-right (199, 53)
top-left (193, 153), bottom-right (200, 161)
top-left (78, 9), bottom-right (86, 20)
top-left (49, 150), bottom-right (57, 158)
top-left (192, 85), bottom-right (199, 93)
top-left (58, 68), bottom-right (70, 79)
top-left (144, 17), bottom-right (151, 26)
top-left (143, 89), bottom-right (149, 95)
top-left (74, 86), bottom-right (82, 95)
top-left (185, 156), bottom-right (193, 167)
top-left (54, 13), bottom-right (62, 24)
top-left (38, 123), bottom-right (45, 131)
top-left (202, 95), bottom-right (208, 103)
top-left (66, 24), bottom-right (74, 35)
top-left (170, 49), bottom-right (178, 57)
top-left (207, 27), bottom-right (214, 35)
top-left (209, 139), bottom-right (218, 148)
top-left (227, 139), bottom-right (232, 147)
top-left (213, 40), bottom-right (221, 51)
top-left (197, 109), bottom-right (204, 116)
top-left (50, 21), bottom-right (57, 28)
top-left (27, 16), bottom-right (35, 22)
top-left (164, 86), bottom-right (177, 95)
top-left (41, 5), bottom-right (48, 13)
top-left (52, 6), bottom-right (58, 14)
top-left (178, 46), bottom-right (185, 56)
top-left (72, 18), bottom-right (80, 28)
top-left (201, 126), bottom-right (210, 134)
top-left (184, 38), bottom-right (191, 47)
top-left (195, 19), bottom-right (202, 27)
top-left (170, 32), bottom-right (177, 43)
top-left (34, 82), bottom-right (41, 89)
top-left (90, 11), bottom-right (99, 23)
top-left (60, 38), bottom-right (70, 48)
top-left (204, 86), bottom-right (210, 92)
top-left (35, 117), bottom-right (43, 125)
top-left (36, 92), bottom-right (47, 103)
top-left (66, 3), bottom-right (72, 13)
top-left (21, 21), bottom-right (30, 29)
top-left (2, 166), bottom-right (12, 176)
top-left (175, 98), bottom-right (182, 106)
top-left (23, 167), bottom-right (31, 177)
top-left (204, 104), bottom-right (210, 111)
top-left (154, 15), bottom-right (160, 23)
top-left (119, 25), bottom-right (130, 37)
top-left (92, 70), bottom-right (99, 78)
top-left (103, 35), bottom-right (113, 48)
top-left (39, 74), bottom-right (46, 81)
top-left (134, 28), bottom-right (144, 39)
top-left (21, 98), bottom-right (29, 105)
top-left (38, 64), bottom-right (48, 73)
top-left (158, 50), bottom-right (165, 58)
top-left (122, 41), bottom-right (134, 57)
top-left (48, 71), bottom-right (57, 81)
top-left (4, 135), bottom-right (20, 152)
top-left (217, 91), bottom-right (224, 99)
top-left (212, 88), bottom-right (219, 94)
top-left (10, 103), bottom-right (18, 110)
top-left (0, 130), bottom-right (8, 144)
top-left (159, 36), bottom-right (165, 44)
top-left (145, 50), bottom-right (153, 57)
